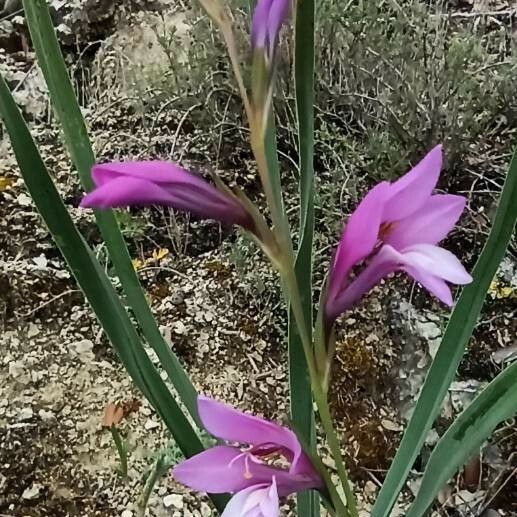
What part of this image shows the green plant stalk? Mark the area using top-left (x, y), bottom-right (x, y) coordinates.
top-left (286, 267), bottom-right (357, 517)
top-left (372, 148), bottom-right (517, 517)
top-left (0, 74), bottom-right (228, 514)
top-left (22, 0), bottom-right (199, 424)
top-left (313, 388), bottom-right (358, 517)
top-left (139, 454), bottom-right (173, 516)
top-left (252, 104), bottom-right (357, 517)
top-left (110, 425), bottom-right (128, 477)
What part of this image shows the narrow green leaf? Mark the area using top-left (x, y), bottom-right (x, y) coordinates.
top-left (22, 0), bottom-right (199, 423)
top-left (291, 0), bottom-right (318, 515)
top-left (372, 149), bottom-right (517, 517)
top-left (0, 75), bottom-right (228, 513)
top-left (407, 360), bottom-right (517, 517)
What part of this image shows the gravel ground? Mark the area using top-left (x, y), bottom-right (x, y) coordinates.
top-left (1, 1), bottom-right (517, 516)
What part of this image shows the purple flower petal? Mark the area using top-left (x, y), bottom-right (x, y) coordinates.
top-left (172, 445), bottom-right (316, 496)
top-left (266, 0), bottom-right (290, 55)
top-left (330, 244), bottom-right (399, 316)
top-left (403, 264), bottom-right (454, 306)
top-left (251, 0), bottom-right (274, 49)
top-left (81, 176), bottom-right (174, 209)
top-left (383, 145), bottom-right (442, 221)
top-left (326, 181), bottom-right (391, 306)
top-left (91, 161), bottom-right (187, 186)
top-left (332, 242), bottom-right (472, 313)
top-left (251, 0), bottom-right (289, 55)
top-left (385, 194), bottom-right (466, 249)
top-left (81, 161), bottom-right (253, 229)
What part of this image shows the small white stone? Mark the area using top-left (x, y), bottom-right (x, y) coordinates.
top-left (121, 510), bottom-right (133, 517)
top-left (22, 483), bottom-right (42, 500)
top-left (18, 407), bottom-right (34, 421)
top-left (17, 193), bottom-right (32, 206)
top-left (39, 409), bottom-right (54, 421)
top-left (144, 418), bottom-right (160, 431)
top-left (70, 339), bottom-right (94, 362)
top-left (163, 494), bottom-right (183, 509)
top-left (200, 502), bottom-right (212, 517)
top-left (172, 321), bottom-right (187, 335)
top-left (32, 254), bottom-right (48, 269)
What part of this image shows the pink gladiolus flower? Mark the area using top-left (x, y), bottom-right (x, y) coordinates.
top-left (221, 479), bottom-right (279, 517)
top-left (172, 396), bottom-right (322, 506)
top-left (80, 161), bottom-right (254, 230)
top-left (326, 145), bottom-right (472, 321)
top-left (251, 0), bottom-right (290, 57)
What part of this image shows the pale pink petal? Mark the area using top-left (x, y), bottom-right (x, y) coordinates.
top-left (401, 244), bottom-right (472, 284)
top-left (221, 482), bottom-right (279, 517)
top-left (402, 264), bottom-right (454, 306)
top-left (327, 181), bottom-right (391, 304)
top-left (383, 145), bottom-right (442, 221)
top-left (260, 480), bottom-right (279, 517)
top-left (385, 194), bottom-right (466, 248)
top-left (221, 485), bottom-right (259, 517)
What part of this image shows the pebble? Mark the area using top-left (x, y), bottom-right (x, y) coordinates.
top-left (121, 511), bottom-right (133, 517)
top-left (163, 494), bottom-right (183, 509)
top-left (22, 483), bottom-right (42, 500)
top-left (17, 407), bottom-right (34, 421)
top-left (144, 418), bottom-right (160, 430)
top-left (200, 502), bottom-right (212, 517)
top-left (38, 409), bottom-right (55, 421)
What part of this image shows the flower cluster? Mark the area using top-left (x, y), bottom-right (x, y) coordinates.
top-left (79, 2), bottom-right (473, 515)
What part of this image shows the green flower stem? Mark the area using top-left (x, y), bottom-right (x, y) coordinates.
top-left (110, 425), bottom-right (128, 478)
top-left (138, 454), bottom-right (172, 516)
top-left (285, 265), bottom-right (357, 517)
top-left (249, 119), bottom-right (357, 516)
top-left (313, 388), bottom-right (359, 517)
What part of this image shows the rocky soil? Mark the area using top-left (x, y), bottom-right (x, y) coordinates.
top-left (1, 1), bottom-right (516, 516)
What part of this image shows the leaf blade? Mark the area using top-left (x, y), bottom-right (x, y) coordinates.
top-left (291, 0), bottom-right (318, 515)
top-left (407, 360), bottom-right (517, 517)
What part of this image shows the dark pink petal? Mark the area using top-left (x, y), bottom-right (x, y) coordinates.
top-left (383, 145), bottom-right (442, 221)
top-left (172, 446), bottom-right (317, 496)
top-left (198, 396), bottom-right (318, 481)
top-left (385, 194), bottom-right (466, 249)
top-left (91, 161), bottom-right (186, 186)
top-left (326, 181), bottom-right (391, 305)
top-left (329, 245), bottom-right (399, 316)
top-left (80, 176), bottom-right (174, 208)
top-left (82, 161), bottom-right (253, 229)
